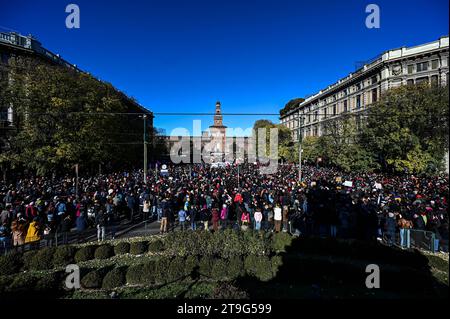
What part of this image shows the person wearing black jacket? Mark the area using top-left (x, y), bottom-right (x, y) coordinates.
top-left (95, 208), bottom-right (107, 242)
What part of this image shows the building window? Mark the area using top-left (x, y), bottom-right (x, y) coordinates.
top-left (407, 79), bottom-right (414, 85)
top-left (371, 75), bottom-right (377, 85)
top-left (313, 126), bottom-right (318, 136)
top-left (431, 75), bottom-right (439, 84)
top-left (431, 60), bottom-right (439, 69)
top-left (355, 83), bottom-right (361, 91)
top-left (356, 95), bottom-right (361, 109)
top-left (307, 114), bottom-right (311, 123)
top-left (407, 65), bottom-right (414, 74)
top-left (416, 76), bottom-right (429, 84)
top-left (332, 104), bottom-right (336, 116)
top-left (323, 108), bottom-right (327, 119)
top-left (343, 100), bottom-right (348, 113)
top-left (371, 88), bottom-right (377, 103)
top-left (314, 111), bottom-right (318, 122)
top-left (416, 62), bottom-right (428, 72)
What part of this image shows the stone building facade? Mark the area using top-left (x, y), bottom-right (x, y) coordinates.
top-left (280, 36), bottom-right (449, 140)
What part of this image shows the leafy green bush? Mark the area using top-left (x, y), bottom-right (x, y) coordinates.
top-left (126, 261), bottom-right (156, 285)
top-left (130, 241), bottom-right (148, 255)
top-left (270, 255), bottom-right (283, 277)
top-left (198, 256), bottom-right (213, 277)
top-left (75, 245), bottom-right (97, 263)
top-left (211, 258), bottom-right (229, 280)
top-left (53, 246), bottom-right (76, 267)
top-left (114, 242), bottom-right (130, 255)
top-left (102, 267), bottom-right (126, 289)
top-left (167, 257), bottom-right (186, 282)
top-left (7, 273), bottom-right (38, 294)
top-left (212, 282), bottom-right (249, 299)
top-left (22, 250), bottom-right (38, 270)
top-left (35, 271), bottom-right (64, 293)
top-left (244, 255), bottom-right (274, 281)
top-left (184, 255), bottom-right (198, 277)
top-left (227, 256), bottom-right (244, 280)
top-left (81, 270), bottom-right (103, 289)
top-left (148, 240), bottom-right (165, 253)
top-left (0, 276), bottom-right (13, 295)
top-left (29, 247), bottom-right (56, 270)
top-left (0, 251), bottom-right (23, 275)
top-left (271, 232), bottom-right (293, 252)
top-left (154, 257), bottom-right (170, 284)
top-left (95, 244), bottom-right (114, 260)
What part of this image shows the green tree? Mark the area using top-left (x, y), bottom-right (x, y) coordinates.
top-left (360, 83), bottom-right (449, 174)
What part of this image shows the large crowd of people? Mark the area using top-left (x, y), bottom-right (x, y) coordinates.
top-left (0, 163), bottom-right (448, 252)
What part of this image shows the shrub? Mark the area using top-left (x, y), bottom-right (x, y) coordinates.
top-left (126, 261), bottom-right (156, 285)
top-left (211, 258), bottom-right (229, 280)
top-left (271, 232), bottom-right (293, 252)
top-left (0, 251), bottom-right (23, 275)
top-left (53, 246), bottom-right (77, 267)
top-left (154, 257), bottom-right (171, 284)
top-left (0, 276), bottom-right (13, 295)
top-left (198, 256), bottom-right (213, 277)
top-left (22, 250), bottom-right (38, 270)
top-left (29, 247), bottom-right (56, 270)
top-left (95, 244), bottom-right (114, 260)
top-left (102, 267), bottom-right (126, 289)
top-left (244, 255), bottom-right (273, 281)
top-left (7, 273), bottom-right (38, 294)
top-left (184, 255), bottom-right (198, 277)
top-left (270, 255), bottom-right (283, 277)
top-left (148, 240), bottom-right (165, 253)
top-left (167, 257), bottom-right (186, 282)
top-left (212, 282), bottom-right (249, 299)
top-left (35, 271), bottom-right (64, 293)
top-left (74, 245), bottom-right (97, 263)
top-left (81, 270), bottom-right (103, 289)
top-left (130, 241), bottom-right (148, 255)
top-left (114, 242), bottom-right (130, 255)
top-left (227, 256), bottom-right (244, 280)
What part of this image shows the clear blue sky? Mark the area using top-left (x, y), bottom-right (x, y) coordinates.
top-left (1, 0), bottom-right (448, 136)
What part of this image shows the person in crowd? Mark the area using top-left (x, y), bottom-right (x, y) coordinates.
top-left (240, 209), bottom-right (250, 231)
top-left (95, 207), bottom-right (107, 242)
top-left (25, 216), bottom-right (41, 244)
top-left (274, 203), bottom-right (282, 233)
top-left (178, 208), bottom-right (187, 231)
top-left (254, 208), bottom-right (263, 231)
top-left (211, 204), bottom-right (220, 232)
top-left (220, 203), bottom-right (228, 229)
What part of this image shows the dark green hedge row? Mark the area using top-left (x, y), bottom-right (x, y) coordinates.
top-left (0, 232), bottom-right (433, 278)
top-left (0, 239), bottom-right (166, 275)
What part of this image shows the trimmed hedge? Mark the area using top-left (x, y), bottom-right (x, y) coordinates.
top-left (244, 255), bottom-right (273, 281)
top-left (29, 247), bottom-right (56, 270)
top-left (271, 232), bottom-right (293, 252)
top-left (130, 241), bottom-right (148, 255)
top-left (81, 270), bottom-right (103, 289)
top-left (53, 246), bottom-right (77, 267)
top-left (126, 261), bottom-right (156, 285)
top-left (102, 267), bottom-right (126, 289)
top-left (148, 240), bottom-right (165, 253)
top-left (114, 242), bottom-right (130, 255)
top-left (7, 273), bottom-right (38, 294)
top-left (75, 245), bottom-right (97, 263)
top-left (22, 250), bottom-right (38, 271)
top-left (164, 230), bottom-right (272, 258)
top-left (95, 244), bottom-right (114, 260)
top-left (0, 251), bottom-right (23, 275)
